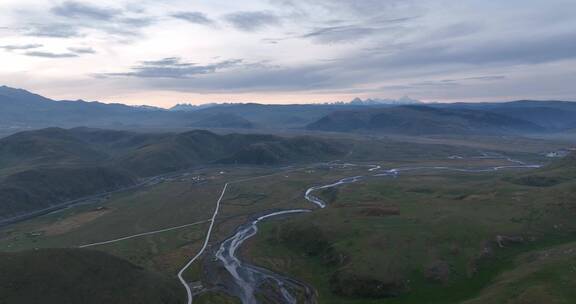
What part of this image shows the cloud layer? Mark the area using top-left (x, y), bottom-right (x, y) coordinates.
top-left (224, 11), bottom-right (281, 32)
top-left (99, 57), bottom-right (243, 78)
top-left (0, 0), bottom-right (575, 106)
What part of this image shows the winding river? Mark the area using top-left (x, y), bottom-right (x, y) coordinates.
top-left (215, 209), bottom-right (313, 304)
top-left (210, 155), bottom-right (541, 304)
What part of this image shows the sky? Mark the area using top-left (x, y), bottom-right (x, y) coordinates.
top-left (1, 0), bottom-right (575, 107)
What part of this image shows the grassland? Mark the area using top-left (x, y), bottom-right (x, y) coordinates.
top-left (242, 157), bottom-right (576, 303)
top-left (0, 133), bottom-right (573, 303)
top-left (463, 240), bottom-right (576, 304)
top-left (0, 166), bottom-right (274, 273)
top-left (0, 248), bottom-right (184, 304)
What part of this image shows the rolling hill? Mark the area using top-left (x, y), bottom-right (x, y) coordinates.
top-left (0, 128), bottom-right (347, 221)
top-left (116, 130), bottom-right (346, 176)
top-left (0, 128), bottom-right (108, 169)
top-left (507, 150), bottom-right (576, 188)
top-left (0, 166), bottom-right (136, 221)
top-left (0, 248), bottom-right (183, 304)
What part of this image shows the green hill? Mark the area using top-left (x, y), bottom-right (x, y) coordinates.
top-left (120, 130), bottom-right (346, 176)
top-left (0, 166), bottom-right (136, 220)
top-left (0, 128), bottom-right (346, 220)
top-left (220, 136), bottom-right (344, 165)
top-left (508, 151), bottom-right (576, 187)
top-left (0, 248), bottom-right (183, 304)
top-left (0, 128), bottom-right (107, 169)
top-left (463, 241), bottom-right (576, 304)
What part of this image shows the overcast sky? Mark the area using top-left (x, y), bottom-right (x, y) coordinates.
top-left (1, 0), bottom-right (575, 107)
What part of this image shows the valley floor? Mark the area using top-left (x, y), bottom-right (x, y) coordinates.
top-left (1, 134), bottom-right (575, 304)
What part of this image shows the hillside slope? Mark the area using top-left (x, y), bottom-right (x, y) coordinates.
top-left (0, 248), bottom-right (183, 304)
top-left (440, 100), bottom-right (576, 131)
top-left (463, 241), bottom-right (576, 304)
top-left (0, 166), bottom-right (136, 220)
top-left (220, 136), bottom-right (344, 165)
top-left (0, 128), bottom-right (107, 169)
top-left (307, 105), bottom-right (544, 135)
top-left (0, 86), bottom-right (182, 129)
top-left (0, 128), bottom-right (347, 220)
top-left (118, 130), bottom-right (346, 176)
top-left (508, 151), bottom-right (576, 187)
top-left (189, 113), bottom-right (255, 129)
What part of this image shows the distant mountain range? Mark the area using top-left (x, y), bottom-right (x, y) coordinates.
top-left (0, 85), bottom-right (177, 129)
top-left (307, 101), bottom-right (576, 135)
top-left (169, 103), bottom-right (218, 112)
top-left (1, 85), bottom-right (575, 134)
top-left (342, 96), bottom-right (422, 105)
top-left (0, 86), bottom-right (382, 130)
top-left (170, 96), bottom-right (422, 111)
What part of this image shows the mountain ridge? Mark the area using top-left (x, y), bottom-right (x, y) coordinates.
top-left (306, 105), bottom-right (547, 135)
top-left (1, 85), bottom-right (575, 132)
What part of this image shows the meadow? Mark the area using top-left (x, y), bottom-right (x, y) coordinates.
top-left (244, 159), bottom-right (576, 303)
top-left (0, 134), bottom-right (573, 303)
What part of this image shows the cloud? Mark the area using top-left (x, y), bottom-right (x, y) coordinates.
top-left (119, 17), bottom-right (155, 27)
top-left (425, 22), bottom-right (483, 41)
top-left (92, 58), bottom-right (334, 93)
top-left (274, 5), bottom-right (417, 45)
top-left (271, 0), bottom-right (413, 18)
top-left (0, 44), bottom-right (42, 51)
top-left (23, 51), bottom-right (78, 58)
top-left (358, 31), bottom-right (576, 70)
top-left (462, 76), bottom-right (507, 81)
top-left (0, 44), bottom-right (93, 57)
top-left (51, 1), bottom-right (119, 20)
top-left (25, 23), bottom-right (82, 38)
top-left (68, 47), bottom-right (96, 54)
top-left (125, 64), bottom-right (335, 93)
top-left (21, 2), bottom-right (154, 39)
top-left (301, 25), bottom-right (378, 44)
top-left (98, 57), bottom-right (244, 79)
top-left (4, 0), bottom-right (576, 102)
top-left (381, 76), bottom-right (507, 90)
top-left (172, 12), bottom-right (215, 26)
top-left (224, 11), bottom-right (281, 32)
